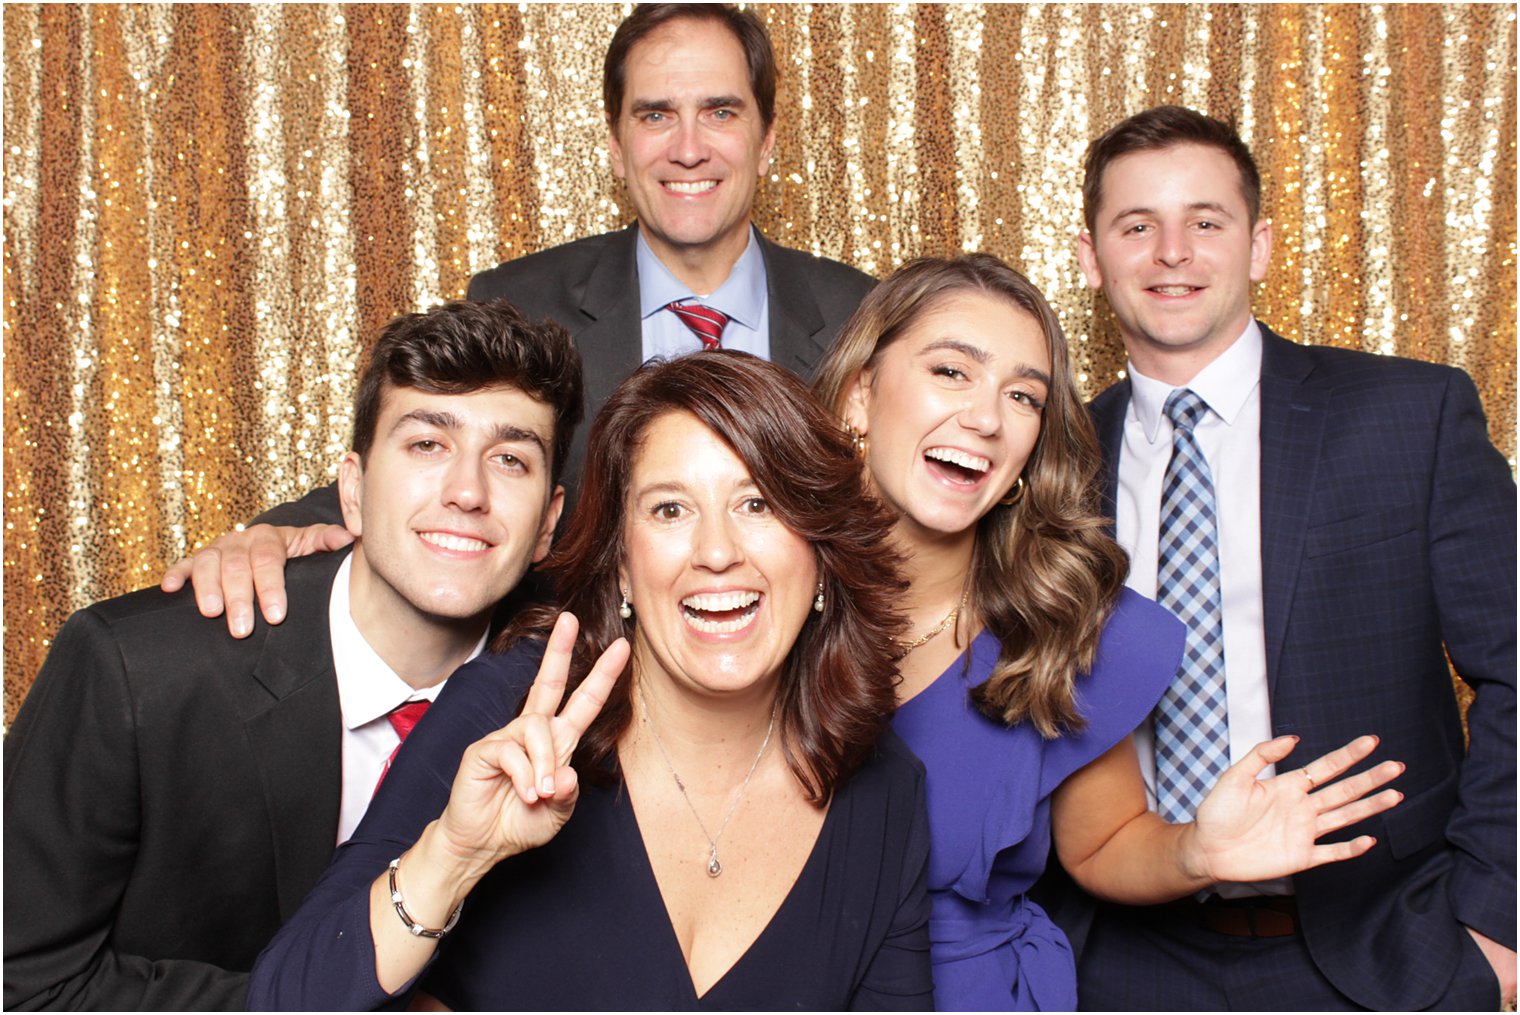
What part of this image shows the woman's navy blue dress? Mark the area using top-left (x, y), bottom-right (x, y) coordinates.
top-left (890, 589), bottom-right (1184, 1010)
top-left (248, 641), bottom-right (933, 1011)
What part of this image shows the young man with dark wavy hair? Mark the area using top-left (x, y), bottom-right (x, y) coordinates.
top-left (3, 300), bottom-right (582, 1011)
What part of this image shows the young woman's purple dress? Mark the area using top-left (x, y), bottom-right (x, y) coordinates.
top-left (891, 588), bottom-right (1184, 1010)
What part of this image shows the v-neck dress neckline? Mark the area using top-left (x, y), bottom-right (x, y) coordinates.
top-left (615, 775), bottom-right (839, 1003)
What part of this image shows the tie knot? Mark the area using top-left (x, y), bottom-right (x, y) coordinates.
top-left (387, 700), bottom-right (430, 742)
top-left (1164, 388), bottom-right (1210, 433)
top-left (667, 300), bottom-right (728, 350)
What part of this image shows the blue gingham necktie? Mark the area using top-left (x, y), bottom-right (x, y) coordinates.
top-left (1153, 388), bottom-right (1230, 823)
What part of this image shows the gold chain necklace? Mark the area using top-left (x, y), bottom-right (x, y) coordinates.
top-left (892, 589), bottom-right (970, 659)
top-left (635, 685), bottom-right (777, 878)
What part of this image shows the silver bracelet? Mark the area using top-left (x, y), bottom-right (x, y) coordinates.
top-left (387, 856), bottom-right (463, 939)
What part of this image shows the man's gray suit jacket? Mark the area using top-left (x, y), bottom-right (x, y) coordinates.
top-left (259, 223), bottom-right (875, 530)
top-left (467, 222), bottom-right (877, 493)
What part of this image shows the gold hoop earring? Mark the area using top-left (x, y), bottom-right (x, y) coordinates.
top-left (999, 475), bottom-right (1026, 507)
top-left (843, 421), bottom-right (868, 459)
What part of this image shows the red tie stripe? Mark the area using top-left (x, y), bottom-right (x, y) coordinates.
top-left (667, 300), bottom-right (728, 350)
top-left (372, 700), bottom-right (431, 796)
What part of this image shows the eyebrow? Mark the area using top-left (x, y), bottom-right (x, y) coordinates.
top-left (628, 98), bottom-right (675, 116)
top-left (628, 94), bottom-right (747, 115)
top-left (921, 338), bottom-right (990, 364)
top-left (633, 480), bottom-right (688, 499)
top-left (919, 338), bottom-right (1052, 387)
top-left (1110, 200), bottom-right (1236, 222)
top-left (390, 410), bottom-right (549, 461)
top-left (631, 477), bottom-right (760, 500)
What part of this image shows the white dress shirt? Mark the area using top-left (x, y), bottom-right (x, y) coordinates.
top-left (1115, 321), bottom-right (1286, 896)
top-left (636, 226), bottom-right (770, 362)
top-left (328, 554), bottom-right (484, 844)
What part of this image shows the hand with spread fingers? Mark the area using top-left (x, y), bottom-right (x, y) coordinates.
top-left (1186, 734), bottom-right (1404, 884)
top-left (364, 612), bottom-right (628, 994)
top-left (431, 612), bottom-right (629, 866)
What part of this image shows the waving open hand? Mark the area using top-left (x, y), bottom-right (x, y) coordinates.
top-left (1188, 734), bottom-right (1404, 884)
top-left (432, 613), bottom-right (630, 869)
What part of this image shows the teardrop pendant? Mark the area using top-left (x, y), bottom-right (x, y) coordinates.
top-left (707, 849), bottom-right (722, 877)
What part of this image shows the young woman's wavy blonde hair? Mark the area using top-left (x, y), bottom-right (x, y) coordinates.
top-left (814, 254), bottom-right (1128, 736)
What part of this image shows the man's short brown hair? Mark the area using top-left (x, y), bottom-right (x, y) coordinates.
top-left (1082, 105), bottom-right (1262, 233)
top-left (602, 4), bottom-right (778, 130)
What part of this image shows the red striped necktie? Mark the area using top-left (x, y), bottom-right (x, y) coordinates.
top-left (666, 300), bottom-right (728, 350)
top-left (372, 700), bottom-right (430, 796)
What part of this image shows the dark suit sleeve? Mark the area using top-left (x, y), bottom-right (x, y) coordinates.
top-left (3, 611), bottom-right (249, 1011)
top-left (1427, 371), bottom-right (1518, 950)
top-left (251, 481), bottom-right (343, 527)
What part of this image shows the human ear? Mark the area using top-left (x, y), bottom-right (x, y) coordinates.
top-left (1248, 219), bottom-right (1274, 282)
top-left (337, 452), bottom-right (365, 538)
top-left (842, 369), bottom-right (873, 435)
top-left (1076, 232), bottom-right (1105, 291)
top-left (757, 125), bottom-right (777, 176)
top-left (608, 124), bottom-right (627, 180)
top-left (532, 485), bottom-right (566, 564)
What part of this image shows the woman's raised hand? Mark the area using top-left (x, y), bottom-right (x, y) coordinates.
top-left (1186, 734), bottom-right (1404, 884)
top-left (433, 613), bottom-right (630, 868)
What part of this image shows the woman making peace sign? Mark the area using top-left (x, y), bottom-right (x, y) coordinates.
top-left (249, 353), bottom-right (932, 1010)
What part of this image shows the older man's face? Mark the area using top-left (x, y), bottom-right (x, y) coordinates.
top-left (608, 17), bottom-right (775, 272)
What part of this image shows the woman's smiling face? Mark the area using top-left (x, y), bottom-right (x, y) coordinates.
top-left (619, 410), bottom-right (817, 703)
top-left (844, 291), bottom-right (1052, 540)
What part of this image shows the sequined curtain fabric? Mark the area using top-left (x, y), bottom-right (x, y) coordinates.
top-left (4, 4), bottom-right (1515, 719)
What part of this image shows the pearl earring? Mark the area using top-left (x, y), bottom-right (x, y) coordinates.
top-left (813, 581), bottom-right (825, 613)
top-left (618, 590), bottom-right (632, 620)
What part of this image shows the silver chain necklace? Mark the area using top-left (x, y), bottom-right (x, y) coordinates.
top-left (635, 684), bottom-right (777, 877)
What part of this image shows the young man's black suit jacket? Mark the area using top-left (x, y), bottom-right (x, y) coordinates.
top-left (1075, 324), bottom-right (1516, 1010)
top-left (3, 552), bottom-right (350, 1011)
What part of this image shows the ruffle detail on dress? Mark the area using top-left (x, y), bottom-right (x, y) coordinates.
top-left (1038, 588), bottom-right (1186, 798)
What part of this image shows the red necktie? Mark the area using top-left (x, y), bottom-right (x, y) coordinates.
top-left (667, 300), bottom-right (728, 350)
top-left (372, 700), bottom-right (430, 796)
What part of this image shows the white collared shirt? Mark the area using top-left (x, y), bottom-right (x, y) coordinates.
top-left (328, 554), bottom-right (484, 844)
top-left (1116, 321), bottom-right (1285, 895)
top-left (636, 226), bottom-right (770, 361)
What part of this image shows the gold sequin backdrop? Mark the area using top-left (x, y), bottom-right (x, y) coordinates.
top-left (3, 4), bottom-right (1516, 720)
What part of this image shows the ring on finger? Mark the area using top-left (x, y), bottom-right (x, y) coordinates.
top-left (1301, 768), bottom-right (1317, 790)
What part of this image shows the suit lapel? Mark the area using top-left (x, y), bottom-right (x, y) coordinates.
top-left (1256, 326), bottom-right (1328, 697)
top-left (575, 223), bottom-right (645, 414)
top-left (757, 230), bottom-right (828, 378)
top-left (1090, 381), bottom-right (1131, 528)
top-left (242, 552), bottom-right (347, 919)
top-left (584, 226), bottom-right (828, 380)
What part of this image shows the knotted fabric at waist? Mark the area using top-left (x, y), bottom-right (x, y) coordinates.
top-left (927, 892), bottom-right (1076, 1011)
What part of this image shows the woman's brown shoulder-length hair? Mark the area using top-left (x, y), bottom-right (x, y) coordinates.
top-left (815, 254), bottom-right (1129, 738)
top-left (497, 351), bottom-right (908, 804)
